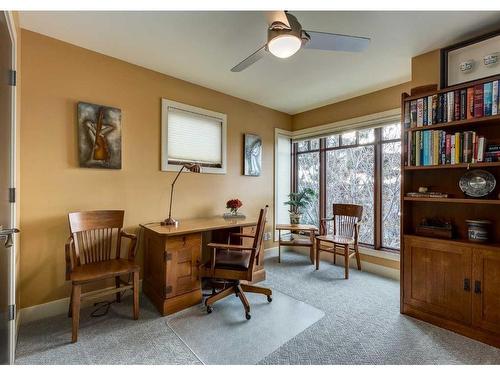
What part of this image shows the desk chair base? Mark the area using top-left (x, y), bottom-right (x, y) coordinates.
top-left (204, 280), bottom-right (272, 320)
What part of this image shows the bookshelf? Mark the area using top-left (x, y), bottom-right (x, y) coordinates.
top-left (400, 75), bottom-right (500, 349)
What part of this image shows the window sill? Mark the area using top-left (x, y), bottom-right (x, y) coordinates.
top-left (358, 246), bottom-right (400, 262)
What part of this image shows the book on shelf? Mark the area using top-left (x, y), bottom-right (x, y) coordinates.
top-left (407, 129), bottom-right (487, 166)
top-left (405, 79), bottom-right (500, 127)
top-left (406, 192), bottom-right (449, 198)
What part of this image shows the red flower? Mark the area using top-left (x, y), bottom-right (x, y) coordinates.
top-left (226, 199), bottom-right (243, 210)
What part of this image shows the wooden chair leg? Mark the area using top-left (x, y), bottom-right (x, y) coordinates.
top-left (333, 245), bottom-right (337, 264)
top-left (68, 286), bottom-right (74, 318)
top-left (71, 284), bottom-right (81, 343)
top-left (344, 244), bottom-right (349, 279)
top-left (240, 283), bottom-right (272, 297)
top-left (115, 276), bottom-right (122, 303)
top-left (236, 285), bottom-right (250, 313)
top-left (278, 243), bottom-right (281, 263)
top-left (205, 285), bottom-right (235, 307)
top-left (315, 240), bottom-right (320, 270)
top-left (355, 245), bottom-right (361, 270)
top-left (133, 271), bottom-right (139, 320)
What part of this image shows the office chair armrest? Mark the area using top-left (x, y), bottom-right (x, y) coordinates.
top-left (121, 231), bottom-right (138, 260)
top-left (65, 236), bottom-right (75, 281)
top-left (207, 243), bottom-right (254, 251)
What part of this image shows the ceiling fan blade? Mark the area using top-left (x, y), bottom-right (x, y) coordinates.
top-left (230, 45), bottom-right (268, 72)
top-left (265, 11), bottom-right (291, 29)
top-left (303, 31), bottom-right (370, 52)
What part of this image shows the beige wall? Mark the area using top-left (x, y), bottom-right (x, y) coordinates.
top-left (20, 30), bottom-right (292, 308)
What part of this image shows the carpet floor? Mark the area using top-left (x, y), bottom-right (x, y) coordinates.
top-left (16, 249), bottom-right (500, 365)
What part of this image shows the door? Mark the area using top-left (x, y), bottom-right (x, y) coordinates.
top-left (403, 237), bottom-right (472, 324)
top-left (0, 11), bottom-right (18, 365)
top-left (472, 247), bottom-right (500, 334)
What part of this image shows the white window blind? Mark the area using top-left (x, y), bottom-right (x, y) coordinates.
top-left (167, 107), bottom-right (223, 166)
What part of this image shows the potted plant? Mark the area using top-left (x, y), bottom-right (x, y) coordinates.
top-left (284, 188), bottom-right (316, 224)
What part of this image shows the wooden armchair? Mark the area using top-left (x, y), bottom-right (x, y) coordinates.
top-left (315, 204), bottom-right (363, 279)
top-left (201, 206), bottom-right (271, 320)
top-left (65, 210), bottom-right (139, 343)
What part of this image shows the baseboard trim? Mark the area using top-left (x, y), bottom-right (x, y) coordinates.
top-left (19, 280), bottom-right (143, 325)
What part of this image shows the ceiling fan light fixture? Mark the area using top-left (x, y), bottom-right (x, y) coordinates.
top-left (268, 34), bottom-right (301, 59)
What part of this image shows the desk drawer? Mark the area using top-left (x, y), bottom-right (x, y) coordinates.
top-left (165, 233), bottom-right (202, 298)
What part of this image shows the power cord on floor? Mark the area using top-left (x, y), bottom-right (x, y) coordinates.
top-left (90, 274), bottom-right (132, 318)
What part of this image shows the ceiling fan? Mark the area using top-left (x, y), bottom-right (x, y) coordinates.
top-left (231, 11), bottom-right (371, 72)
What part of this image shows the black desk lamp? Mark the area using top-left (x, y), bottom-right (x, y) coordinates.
top-left (162, 163), bottom-right (202, 226)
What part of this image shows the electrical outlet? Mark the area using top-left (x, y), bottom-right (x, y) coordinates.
top-left (263, 232), bottom-right (272, 241)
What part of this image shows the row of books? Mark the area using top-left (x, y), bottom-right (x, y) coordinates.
top-left (404, 80), bottom-right (500, 128)
top-left (407, 130), bottom-right (491, 166)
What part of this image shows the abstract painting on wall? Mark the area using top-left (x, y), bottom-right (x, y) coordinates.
top-left (243, 133), bottom-right (262, 176)
top-left (77, 102), bottom-right (122, 169)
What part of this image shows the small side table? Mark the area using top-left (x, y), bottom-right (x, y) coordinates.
top-left (276, 224), bottom-right (318, 264)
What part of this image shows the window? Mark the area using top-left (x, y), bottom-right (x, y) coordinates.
top-left (161, 99), bottom-right (227, 173)
top-left (294, 139), bottom-right (319, 226)
top-left (293, 122), bottom-right (401, 251)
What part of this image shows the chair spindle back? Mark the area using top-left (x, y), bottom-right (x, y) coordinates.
top-left (68, 210), bottom-right (125, 266)
top-left (332, 204), bottom-right (363, 239)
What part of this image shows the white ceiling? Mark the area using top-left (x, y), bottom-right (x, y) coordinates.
top-left (20, 11), bottom-right (500, 114)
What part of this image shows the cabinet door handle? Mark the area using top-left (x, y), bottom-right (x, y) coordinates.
top-left (474, 280), bottom-right (482, 294)
top-left (463, 278), bottom-right (470, 292)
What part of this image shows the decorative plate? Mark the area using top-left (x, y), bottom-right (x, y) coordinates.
top-left (459, 170), bottom-right (496, 198)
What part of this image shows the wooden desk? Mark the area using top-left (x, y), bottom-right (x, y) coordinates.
top-left (276, 224), bottom-right (318, 264)
top-left (140, 217), bottom-right (265, 315)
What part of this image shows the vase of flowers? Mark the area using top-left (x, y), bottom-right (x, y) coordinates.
top-left (226, 198), bottom-right (243, 216)
top-left (284, 188), bottom-right (316, 224)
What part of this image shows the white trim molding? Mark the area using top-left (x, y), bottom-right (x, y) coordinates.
top-left (161, 98), bottom-right (227, 174)
top-left (292, 108), bottom-right (401, 140)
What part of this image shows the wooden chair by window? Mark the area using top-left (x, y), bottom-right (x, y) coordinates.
top-left (315, 204), bottom-right (363, 279)
top-left (201, 205), bottom-right (271, 320)
top-left (65, 210), bottom-right (139, 343)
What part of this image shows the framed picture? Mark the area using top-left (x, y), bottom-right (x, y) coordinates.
top-left (243, 133), bottom-right (262, 176)
top-left (441, 30), bottom-right (500, 89)
top-left (77, 102), bottom-right (122, 169)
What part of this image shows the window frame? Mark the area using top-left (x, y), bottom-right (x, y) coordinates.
top-left (161, 98), bottom-right (227, 174)
top-left (292, 124), bottom-right (401, 252)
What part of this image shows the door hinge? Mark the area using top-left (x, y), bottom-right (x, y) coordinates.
top-left (164, 252), bottom-right (172, 261)
top-left (164, 285), bottom-right (172, 297)
top-left (8, 305), bottom-right (15, 321)
top-left (8, 188), bottom-right (15, 203)
top-left (9, 70), bottom-right (16, 86)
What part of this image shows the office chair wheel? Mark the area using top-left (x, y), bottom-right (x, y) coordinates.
top-left (206, 305), bottom-right (213, 314)
top-left (245, 312), bottom-right (251, 320)
top-left (267, 295), bottom-right (272, 303)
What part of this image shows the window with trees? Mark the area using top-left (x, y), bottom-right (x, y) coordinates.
top-left (293, 122), bottom-right (401, 251)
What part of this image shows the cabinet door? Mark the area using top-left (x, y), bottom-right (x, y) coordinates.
top-left (472, 247), bottom-right (500, 334)
top-left (403, 237), bottom-right (472, 324)
top-left (165, 233), bottom-right (201, 298)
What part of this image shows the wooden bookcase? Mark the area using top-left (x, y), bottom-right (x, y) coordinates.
top-left (400, 75), bottom-right (500, 348)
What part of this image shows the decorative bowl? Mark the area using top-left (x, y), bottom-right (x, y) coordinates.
top-left (459, 170), bottom-right (496, 198)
